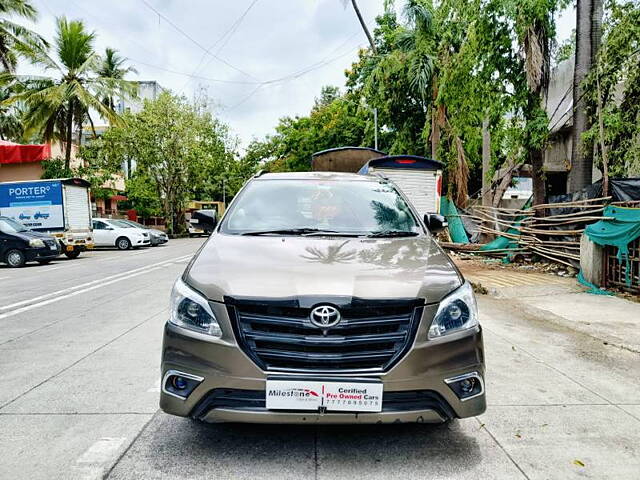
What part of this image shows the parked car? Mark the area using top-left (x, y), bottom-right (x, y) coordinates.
top-left (160, 172), bottom-right (485, 425)
top-left (119, 220), bottom-right (169, 246)
top-left (0, 216), bottom-right (61, 267)
top-left (187, 209), bottom-right (217, 237)
top-left (91, 218), bottom-right (150, 250)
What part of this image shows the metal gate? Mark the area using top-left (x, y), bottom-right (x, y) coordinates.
top-left (603, 237), bottom-right (640, 293)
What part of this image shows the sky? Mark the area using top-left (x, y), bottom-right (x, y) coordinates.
top-left (18, 0), bottom-right (576, 148)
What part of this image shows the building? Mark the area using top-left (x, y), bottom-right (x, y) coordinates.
top-left (544, 57), bottom-right (602, 196)
top-left (115, 80), bottom-right (165, 115)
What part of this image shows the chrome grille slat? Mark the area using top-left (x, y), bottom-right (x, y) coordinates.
top-left (227, 299), bottom-right (422, 372)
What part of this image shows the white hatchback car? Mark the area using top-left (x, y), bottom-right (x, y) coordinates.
top-left (92, 218), bottom-right (151, 250)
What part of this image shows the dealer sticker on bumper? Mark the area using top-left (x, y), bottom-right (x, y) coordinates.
top-left (266, 380), bottom-right (383, 412)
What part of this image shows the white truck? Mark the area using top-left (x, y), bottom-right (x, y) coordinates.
top-left (0, 178), bottom-right (94, 259)
top-left (358, 155), bottom-right (443, 216)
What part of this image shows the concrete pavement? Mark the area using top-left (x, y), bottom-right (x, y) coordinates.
top-left (1, 239), bottom-right (639, 479)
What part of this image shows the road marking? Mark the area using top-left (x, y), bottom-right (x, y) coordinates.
top-left (0, 254), bottom-right (192, 312)
top-left (77, 437), bottom-right (127, 464)
top-left (0, 276), bottom-right (8, 281)
top-left (0, 266), bottom-right (164, 320)
top-left (131, 249), bottom-right (153, 255)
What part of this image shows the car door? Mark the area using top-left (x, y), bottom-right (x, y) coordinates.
top-left (0, 229), bottom-right (8, 259)
top-left (91, 220), bottom-right (113, 246)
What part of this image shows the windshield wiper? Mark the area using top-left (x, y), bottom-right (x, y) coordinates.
top-left (366, 230), bottom-right (420, 238)
top-left (241, 228), bottom-right (349, 236)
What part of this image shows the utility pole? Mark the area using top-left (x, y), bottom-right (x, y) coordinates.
top-left (373, 108), bottom-right (378, 150)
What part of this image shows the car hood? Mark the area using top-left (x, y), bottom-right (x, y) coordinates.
top-left (11, 230), bottom-right (55, 242)
top-left (186, 234), bottom-right (462, 304)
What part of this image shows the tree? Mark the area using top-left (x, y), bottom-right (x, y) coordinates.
top-left (0, 85), bottom-right (21, 140)
top-left (0, 17), bottom-right (134, 168)
top-left (250, 86), bottom-right (367, 172)
top-left (568, 0), bottom-right (604, 192)
top-left (97, 47), bottom-right (137, 111)
top-left (0, 0), bottom-right (46, 72)
top-left (84, 93), bottom-right (238, 233)
top-left (583, 1), bottom-right (640, 179)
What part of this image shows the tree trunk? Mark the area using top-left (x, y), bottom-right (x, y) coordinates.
top-left (568, 0), bottom-right (603, 192)
top-left (528, 92), bottom-right (547, 207)
top-left (64, 101), bottom-right (73, 170)
top-left (596, 65), bottom-right (609, 196)
top-left (350, 0), bottom-right (377, 54)
top-left (431, 107), bottom-right (440, 160)
top-left (482, 117), bottom-right (491, 206)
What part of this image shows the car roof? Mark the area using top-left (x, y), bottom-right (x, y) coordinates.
top-left (254, 171), bottom-right (380, 182)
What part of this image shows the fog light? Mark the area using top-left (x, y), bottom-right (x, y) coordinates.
top-left (444, 372), bottom-right (484, 401)
top-left (460, 378), bottom-right (475, 393)
top-left (172, 376), bottom-right (188, 390)
top-left (162, 370), bottom-right (204, 400)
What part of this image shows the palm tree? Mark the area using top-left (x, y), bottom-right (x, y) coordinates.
top-left (1, 17), bottom-right (134, 168)
top-left (0, 0), bottom-right (47, 72)
top-left (97, 47), bottom-right (137, 111)
top-left (0, 85), bottom-right (21, 139)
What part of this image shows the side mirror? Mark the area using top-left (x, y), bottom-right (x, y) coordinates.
top-left (424, 213), bottom-right (448, 234)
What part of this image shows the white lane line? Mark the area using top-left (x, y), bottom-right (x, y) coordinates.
top-left (130, 249), bottom-right (154, 255)
top-left (0, 277), bottom-right (8, 281)
top-left (0, 254), bottom-right (192, 312)
top-left (0, 266), bottom-right (164, 320)
top-left (77, 437), bottom-right (127, 464)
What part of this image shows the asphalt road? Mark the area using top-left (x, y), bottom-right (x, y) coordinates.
top-left (1, 238), bottom-right (639, 479)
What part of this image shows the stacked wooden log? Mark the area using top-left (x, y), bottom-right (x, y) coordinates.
top-left (442, 197), bottom-right (614, 267)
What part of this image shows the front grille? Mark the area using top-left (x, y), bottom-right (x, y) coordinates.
top-left (43, 239), bottom-right (57, 248)
top-left (190, 388), bottom-right (455, 421)
top-left (226, 297), bottom-right (423, 372)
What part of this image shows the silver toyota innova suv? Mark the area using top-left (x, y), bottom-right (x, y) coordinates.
top-left (160, 171), bottom-right (485, 424)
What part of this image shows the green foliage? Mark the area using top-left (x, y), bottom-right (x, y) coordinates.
top-left (0, 0), bottom-right (47, 72)
top-left (83, 92), bottom-right (242, 233)
top-left (555, 29), bottom-right (576, 64)
top-left (0, 16), bottom-right (135, 165)
top-left (253, 86), bottom-right (368, 172)
top-left (583, 0), bottom-right (640, 177)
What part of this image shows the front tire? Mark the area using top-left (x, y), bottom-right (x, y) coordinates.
top-left (116, 237), bottom-right (131, 250)
top-left (64, 250), bottom-right (81, 259)
top-left (5, 249), bottom-right (26, 268)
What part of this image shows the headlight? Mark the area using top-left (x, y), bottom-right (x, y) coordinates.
top-left (169, 278), bottom-right (222, 337)
top-left (29, 239), bottom-right (45, 248)
top-left (428, 281), bottom-right (478, 338)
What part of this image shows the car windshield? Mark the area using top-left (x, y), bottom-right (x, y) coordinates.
top-left (111, 220), bottom-right (135, 228)
top-left (220, 179), bottom-right (421, 236)
top-left (0, 217), bottom-right (29, 233)
top-left (124, 220), bottom-right (146, 229)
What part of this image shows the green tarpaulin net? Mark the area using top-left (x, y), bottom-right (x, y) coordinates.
top-left (478, 198), bottom-right (531, 263)
top-left (584, 206), bottom-right (640, 286)
top-left (440, 197), bottom-right (470, 244)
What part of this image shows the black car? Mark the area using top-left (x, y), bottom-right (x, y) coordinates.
top-left (0, 216), bottom-right (61, 267)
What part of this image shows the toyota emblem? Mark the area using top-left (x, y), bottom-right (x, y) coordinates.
top-left (310, 305), bottom-right (341, 328)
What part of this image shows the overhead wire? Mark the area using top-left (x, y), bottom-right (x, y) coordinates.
top-left (139, 0), bottom-right (259, 81)
top-left (183, 0), bottom-right (261, 91)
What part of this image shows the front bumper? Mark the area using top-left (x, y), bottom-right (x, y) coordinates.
top-left (150, 236), bottom-right (168, 246)
top-left (160, 303), bottom-right (486, 424)
top-left (24, 245), bottom-right (61, 261)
